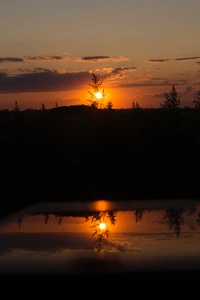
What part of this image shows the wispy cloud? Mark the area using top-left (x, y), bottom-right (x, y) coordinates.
top-left (108, 241), bottom-right (142, 253)
top-left (0, 54), bottom-right (130, 64)
top-left (153, 92), bottom-right (165, 98)
top-left (112, 67), bottom-right (138, 74)
top-left (0, 57), bottom-right (24, 63)
top-left (151, 77), bottom-right (168, 81)
top-left (146, 56), bottom-right (200, 63)
top-left (147, 59), bottom-right (170, 63)
top-left (77, 56), bottom-right (130, 62)
top-left (153, 85), bottom-right (193, 99)
top-left (24, 55), bottom-right (72, 61)
top-left (1, 68), bottom-right (69, 75)
top-left (117, 79), bottom-right (187, 88)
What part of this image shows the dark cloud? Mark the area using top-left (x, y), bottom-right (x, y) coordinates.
top-left (24, 55), bottom-right (70, 61)
top-left (81, 56), bottom-right (110, 61)
top-left (147, 56), bottom-right (200, 63)
top-left (174, 56), bottom-right (200, 61)
top-left (0, 233), bottom-right (94, 255)
top-left (118, 80), bottom-right (187, 89)
top-left (1, 68), bottom-right (57, 74)
top-left (112, 67), bottom-right (138, 74)
top-left (147, 59), bottom-right (170, 63)
top-left (184, 86), bottom-right (193, 93)
top-left (0, 70), bottom-right (92, 93)
top-left (108, 241), bottom-right (142, 252)
top-left (0, 57), bottom-right (24, 63)
top-left (77, 56), bottom-right (130, 62)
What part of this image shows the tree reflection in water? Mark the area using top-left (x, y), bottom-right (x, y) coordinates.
top-left (88, 212), bottom-right (116, 252)
top-left (134, 209), bottom-right (145, 223)
top-left (15, 208), bottom-right (200, 244)
top-left (197, 212), bottom-right (200, 225)
top-left (164, 209), bottom-right (185, 238)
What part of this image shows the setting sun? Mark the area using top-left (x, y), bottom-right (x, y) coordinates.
top-left (99, 223), bottom-right (106, 230)
top-left (95, 92), bottom-right (102, 99)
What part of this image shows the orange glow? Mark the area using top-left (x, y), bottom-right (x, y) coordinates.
top-left (95, 91), bottom-right (102, 99)
top-left (99, 222), bottom-right (106, 230)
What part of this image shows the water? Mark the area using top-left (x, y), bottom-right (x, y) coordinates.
top-left (0, 200), bottom-right (200, 274)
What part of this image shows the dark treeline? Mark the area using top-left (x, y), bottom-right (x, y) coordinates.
top-left (1, 104), bottom-right (200, 212)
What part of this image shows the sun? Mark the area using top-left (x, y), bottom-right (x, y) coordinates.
top-left (95, 91), bottom-right (102, 99)
top-left (99, 223), bottom-right (106, 230)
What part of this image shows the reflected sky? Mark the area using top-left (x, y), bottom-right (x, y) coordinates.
top-left (1, 201), bottom-right (200, 274)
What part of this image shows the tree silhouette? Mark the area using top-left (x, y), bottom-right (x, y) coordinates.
top-left (160, 85), bottom-right (181, 109)
top-left (87, 73), bottom-right (106, 108)
top-left (164, 209), bottom-right (184, 238)
top-left (14, 101), bottom-right (20, 112)
top-left (193, 90), bottom-right (200, 108)
top-left (106, 101), bottom-right (113, 109)
top-left (132, 101), bottom-right (140, 109)
top-left (41, 103), bottom-right (46, 112)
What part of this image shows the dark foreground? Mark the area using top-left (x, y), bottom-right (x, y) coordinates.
top-left (1, 272), bottom-right (199, 296)
top-left (1, 107), bottom-right (200, 217)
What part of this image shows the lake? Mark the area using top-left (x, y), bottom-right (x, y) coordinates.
top-left (1, 199), bottom-right (200, 274)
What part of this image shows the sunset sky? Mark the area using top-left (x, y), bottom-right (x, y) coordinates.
top-left (0, 0), bottom-right (200, 109)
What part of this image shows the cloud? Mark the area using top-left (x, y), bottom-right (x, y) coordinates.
top-left (174, 56), bottom-right (200, 61)
top-left (153, 92), bottom-right (165, 98)
top-left (0, 68), bottom-right (60, 75)
top-left (0, 57), bottom-right (24, 63)
top-left (0, 54), bottom-right (130, 64)
top-left (117, 80), bottom-right (187, 89)
top-left (77, 56), bottom-right (130, 62)
top-left (0, 70), bottom-right (92, 93)
top-left (0, 232), bottom-right (94, 255)
top-left (112, 67), bottom-right (138, 75)
top-left (151, 77), bottom-right (168, 81)
top-left (146, 56), bottom-right (200, 63)
top-left (24, 55), bottom-right (72, 62)
top-left (108, 241), bottom-right (142, 252)
top-left (146, 59), bottom-right (170, 63)
top-left (184, 86), bottom-right (193, 94)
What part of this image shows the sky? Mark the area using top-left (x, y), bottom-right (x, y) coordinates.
top-left (0, 0), bottom-right (200, 109)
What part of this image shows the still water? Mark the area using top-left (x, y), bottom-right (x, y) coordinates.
top-left (0, 200), bottom-right (200, 273)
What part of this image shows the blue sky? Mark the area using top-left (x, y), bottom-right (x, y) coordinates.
top-left (0, 0), bottom-right (200, 109)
